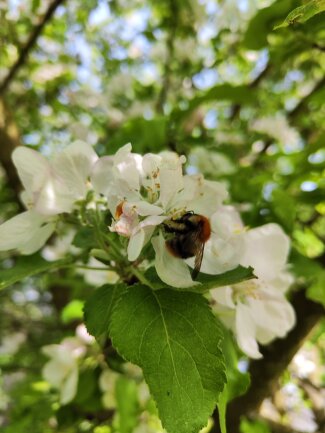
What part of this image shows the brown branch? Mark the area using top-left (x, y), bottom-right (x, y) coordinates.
top-left (298, 378), bottom-right (325, 431)
top-left (230, 63), bottom-right (271, 120)
top-left (0, 0), bottom-right (66, 95)
top-left (251, 75), bottom-right (324, 164)
top-left (288, 76), bottom-right (325, 123)
top-left (212, 290), bottom-right (324, 433)
top-left (0, 99), bottom-right (22, 197)
top-left (0, 0), bottom-right (66, 196)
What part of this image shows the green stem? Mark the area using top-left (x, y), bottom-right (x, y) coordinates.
top-left (70, 265), bottom-right (115, 271)
top-left (130, 266), bottom-right (154, 288)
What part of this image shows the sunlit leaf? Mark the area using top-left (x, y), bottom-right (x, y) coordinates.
top-left (274, 0), bottom-right (325, 29)
top-left (110, 285), bottom-right (226, 433)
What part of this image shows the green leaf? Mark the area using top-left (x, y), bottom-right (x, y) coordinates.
top-left (182, 85), bottom-right (256, 117)
top-left (271, 189), bottom-right (296, 231)
top-left (0, 254), bottom-right (70, 290)
top-left (109, 117), bottom-right (168, 154)
top-left (145, 266), bottom-right (255, 293)
top-left (61, 300), bottom-right (84, 324)
top-left (307, 271), bottom-right (325, 308)
top-left (291, 250), bottom-right (325, 313)
top-left (274, 0), bottom-right (325, 29)
top-left (84, 284), bottom-right (126, 339)
top-left (240, 418), bottom-right (272, 433)
top-left (74, 368), bottom-right (98, 404)
top-left (196, 266), bottom-right (256, 292)
top-left (31, 0), bottom-right (41, 13)
top-left (115, 376), bottom-right (139, 433)
top-left (244, 0), bottom-right (298, 49)
top-left (110, 285), bottom-right (226, 433)
top-left (216, 327), bottom-right (250, 433)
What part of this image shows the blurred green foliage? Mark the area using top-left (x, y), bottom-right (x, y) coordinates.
top-left (0, 0), bottom-right (324, 432)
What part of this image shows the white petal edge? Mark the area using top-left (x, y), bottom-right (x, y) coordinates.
top-left (236, 302), bottom-right (262, 359)
top-left (0, 211), bottom-right (55, 254)
top-left (151, 232), bottom-right (198, 288)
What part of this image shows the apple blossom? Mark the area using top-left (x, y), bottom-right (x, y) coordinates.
top-left (0, 142), bottom-right (98, 254)
top-left (92, 143), bottom-right (235, 286)
top-left (0, 332), bottom-right (26, 356)
top-left (13, 141), bottom-right (98, 215)
top-left (0, 210), bottom-right (56, 255)
top-left (42, 337), bottom-right (85, 404)
top-left (42, 325), bottom-right (94, 405)
top-left (99, 369), bottom-right (119, 409)
top-left (211, 224), bottom-right (295, 359)
top-left (78, 257), bottom-right (120, 286)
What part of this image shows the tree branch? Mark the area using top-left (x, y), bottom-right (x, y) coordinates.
top-left (0, 0), bottom-right (66, 95)
top-left (0, 99), bottom-right (22, 197)
top-left (212, 290), bottom-right (324, 433)
top-left (230, 63), bottom-right (271, 120)
top-left (288, 76), bottom-right (325, 123)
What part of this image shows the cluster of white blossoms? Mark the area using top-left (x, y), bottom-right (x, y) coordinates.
top-left (42, 324), bottom-right (94, 404)
top-left (0, 142), bottom-right (295, 359)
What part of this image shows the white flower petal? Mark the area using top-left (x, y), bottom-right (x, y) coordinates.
top-left (152, 232), bottom-right (198, 288)
top-left (127, 215), bottom-right (166, 261)
top-left (128, 229), bottom-right (145, 261)
top-left (267, 271), bottom-right (294, 293)
top-left (236, 302), bottom-right (262, 359)
top-left (111, 211), bottom-right (139, 237)
top-left (249, 295), bottom-right (296, 344)
top-left (210, 286), bottom-right (235, 308)
top-left (12, 147), bottom-right (51, 194)
top-left (159, 152), bottom-right (185, 209)
top-left (131, 201), bottom-right (163, 216)
top-left (192, 179), bottom-right (228, 217)
top-left (198, 233), bottom-right (243, 275)
top-left (114, 144), bottom-right (142, 190)
top-left (42, 359), bottom-right (67, 387)
top-left (240, 223), bottom-right (290, 281)
top-left (138, 215), bottom-right (167, 229)
top-left (142, 153), bottom-right (161, 177)
top-left (0, 210), bottom-right (55, 254)
top-left (210, 206), bottom-right (243, 240)
top-left (20, 221), bottom-right (56, 254)
top-left (60, 366), bottom-right (78, 405)
top-left (52, 144), bottom-right (94, 198)
top-left (91, 156), bottom-right (114, 195)
top-left (35, 177), bottom-right (72, 215)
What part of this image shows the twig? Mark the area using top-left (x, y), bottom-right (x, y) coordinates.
top-left (230, 63), bottom-right (271, 120)
top-left (288, 76), bottom-right (325, 123)
top-left (0, 0), bottom-right (66, 95)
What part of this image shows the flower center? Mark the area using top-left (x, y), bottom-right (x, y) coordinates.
top-left (232, 280), bottom-right (262, 304)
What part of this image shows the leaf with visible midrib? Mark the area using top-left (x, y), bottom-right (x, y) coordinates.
top-left (110, 285), bottom-right (226, 433)
top-left (274, 0), bottom-right (325, 29)
top-left (145, 265), bottom-right (255, 293)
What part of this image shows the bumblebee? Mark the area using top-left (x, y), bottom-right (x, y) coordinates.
top-left (163, 212), bottom-right (211, 279)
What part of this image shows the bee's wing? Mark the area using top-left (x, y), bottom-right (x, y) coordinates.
top-left (191, 241), bottom-right (205, 280)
